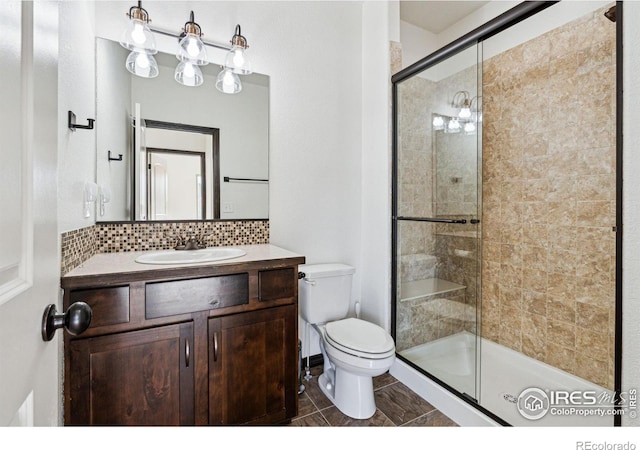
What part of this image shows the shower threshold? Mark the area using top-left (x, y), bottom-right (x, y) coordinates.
top-left (398, 332), bottom-right (614, 426)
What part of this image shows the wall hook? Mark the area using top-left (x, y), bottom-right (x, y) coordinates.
top-left (42, 302), bottom-right (92, 342)
top-left (68, 110), bottom-right (95, 132)
top-left (108, 151), bottom-right (123, 161)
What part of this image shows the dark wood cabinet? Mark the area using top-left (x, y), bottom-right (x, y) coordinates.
top-left (209, 304), bottom-right (297, 425)
top-left (61, 253), bottom-right (304, 426)
top-left (67, 322), bottom-right (194, 425)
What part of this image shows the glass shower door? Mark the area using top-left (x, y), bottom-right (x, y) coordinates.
top-left (393, 44), bottom-right (482, 400)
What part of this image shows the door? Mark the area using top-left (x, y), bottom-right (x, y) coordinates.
top-left (66, 323), bottom-right (195, 425)
top-left (209, 305), bottom-right (297, 425)
top-left (0, 2), bottom-right (60, 426)
top-left (148, 149), bottom-right (206, 220)
top-left (393, 43), bottom-right (482, 400)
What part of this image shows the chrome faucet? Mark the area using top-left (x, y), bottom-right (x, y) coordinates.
top-left (171, 233), bottom-right (210, 250)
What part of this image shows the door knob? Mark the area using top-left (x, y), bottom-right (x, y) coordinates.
top-left (41, 302), bottom-right (93, 342)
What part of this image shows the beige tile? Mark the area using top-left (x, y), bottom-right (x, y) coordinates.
top-left (523, 290), bottom-right (547, 316)
top-left (547, 295), bottom-right (576, 323)
top-left (523, 224), bottom-right (548, 248)
top-left (577, 201), bottom-right (615, 228)
top-left (547, 272), bottom-right (576, 300)
top-left (547, 319), bottom-right (576, 348)
top-left (576, 327), bottom-right (609, 362)
top-left (545, 343), bottom-right (576, 373)
top-left (523, 268), bottom-right (547, 293)
top-left (576, 353), bottom-right (609, 388)
top-left (576, 302), bottom-right (609, 329)
top-left (547, 201), bottom-right (577, 226)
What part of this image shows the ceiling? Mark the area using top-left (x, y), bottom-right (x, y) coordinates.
top-left (400, 1), bottom-right (491, 34)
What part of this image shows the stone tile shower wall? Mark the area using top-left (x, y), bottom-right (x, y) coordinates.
top-left (481, 6), bottom-right (616, 389)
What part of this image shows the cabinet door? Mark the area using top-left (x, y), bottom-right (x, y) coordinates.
top-left (209, 305), bottom-right (297, 425)
top-left (67, 322), bottom-right (195, 425)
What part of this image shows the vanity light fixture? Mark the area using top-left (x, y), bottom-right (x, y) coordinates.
top-left (117, 6), bottom-right (255, 93)
top-left (120, 1), bottom-right (159, 78)
top-left (175, 11), bottom-right (208, 87)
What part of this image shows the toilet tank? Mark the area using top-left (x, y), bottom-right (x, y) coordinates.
top-left (298, 263), bottom-right (355, 324)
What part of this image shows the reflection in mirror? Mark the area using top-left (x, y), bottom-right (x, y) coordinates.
top-left (140, 121), bottom-right (217, 220)
top-left (95, 37), bottom-right (269, 222)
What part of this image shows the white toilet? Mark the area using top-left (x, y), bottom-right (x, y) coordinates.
top-left (298, 263), bottom-right (395, 419)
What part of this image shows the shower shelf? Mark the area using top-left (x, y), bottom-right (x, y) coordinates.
top-left (400, 278), bottom-right (466, 302)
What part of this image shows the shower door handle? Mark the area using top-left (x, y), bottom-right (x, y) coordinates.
top-left (397, 216), bottom-right (468, 224)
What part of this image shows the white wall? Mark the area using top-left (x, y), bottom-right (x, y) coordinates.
top-left (622, 0), bottom-right (640, 428)
top-left (95, 39), bottom-right (130, 221)
top-left (361, 1), bottom-right (392, 330)
top-left (58, 1), bottom-right (96, 233)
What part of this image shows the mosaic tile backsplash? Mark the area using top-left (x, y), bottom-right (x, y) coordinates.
top-left (61, 220), bottom-right (269, 275)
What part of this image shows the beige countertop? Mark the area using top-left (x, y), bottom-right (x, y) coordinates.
top-left (63, 244), bottom-right (305, 279)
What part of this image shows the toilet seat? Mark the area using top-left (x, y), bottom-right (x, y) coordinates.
top-left (324, 318), bottom-right (395, 359)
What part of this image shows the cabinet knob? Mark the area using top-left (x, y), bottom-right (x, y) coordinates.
top-left (41, 302), bottom-right (93, 341)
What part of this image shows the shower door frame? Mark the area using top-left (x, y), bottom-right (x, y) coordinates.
top-left (390, 0), bottom-right (624, 426)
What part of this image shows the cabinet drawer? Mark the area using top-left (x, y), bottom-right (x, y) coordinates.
top-left (258, 268), bottom-right (295, 302)
top-left (70, 286), bottom-right (130, 328)
top-left (146, 274), bottom-right (249, 319)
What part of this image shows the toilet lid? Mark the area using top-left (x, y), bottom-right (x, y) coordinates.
top-left (325, 318), bottom-right (395, 355)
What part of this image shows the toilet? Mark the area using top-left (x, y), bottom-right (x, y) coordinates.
top-left (298, 263), bottom-right (395, 419)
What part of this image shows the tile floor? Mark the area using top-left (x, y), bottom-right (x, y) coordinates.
top-left (290, 365), bottom-right (458, 427)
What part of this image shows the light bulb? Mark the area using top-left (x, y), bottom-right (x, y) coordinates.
top-left (223, 71), bottom-right (235, 92)
top-left (232, 49), bottom-right (245, 68)
top-left (136, 52), bottom-right (150, 69)
top-left (174, 61), bottom-right (203, 87)
top-left (459, 107), bottom-right (471, 119)
top-left (464, 122), bottom-right (476, 134)
top-left (448, 118), bottom-right (461, 133)
top-left (225, 46), bottom-right (252, 75)
top-left (120, 15), bottom-right (157, 54)
top-left (177, 34), bottom-right (208, 65)
top-left (131, 21), bottom-right (146, 45)
top-left (125, 51), bottom-right (158, 78)
top-left (432, 116), bottom-right (444, 130)
top-left (187, 37), bottom-right (200, 57)
top-left (216, 68), bottom-right (242, 94)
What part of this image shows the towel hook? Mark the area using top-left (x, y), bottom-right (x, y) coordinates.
top-left (68, 110), bottom-right (95, 132)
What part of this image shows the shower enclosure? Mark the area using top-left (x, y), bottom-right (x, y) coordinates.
top-left (392, 1), bottom-right (621, 426)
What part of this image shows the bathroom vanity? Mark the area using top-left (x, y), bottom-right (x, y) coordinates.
top-left (60, 244), bottom-right (305, 426)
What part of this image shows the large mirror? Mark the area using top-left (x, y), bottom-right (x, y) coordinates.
top-left (95, 38), bottom-right (269, 222)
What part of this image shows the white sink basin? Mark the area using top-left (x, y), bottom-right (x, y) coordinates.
top-left (135, 248), bottom-right (247, 265)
